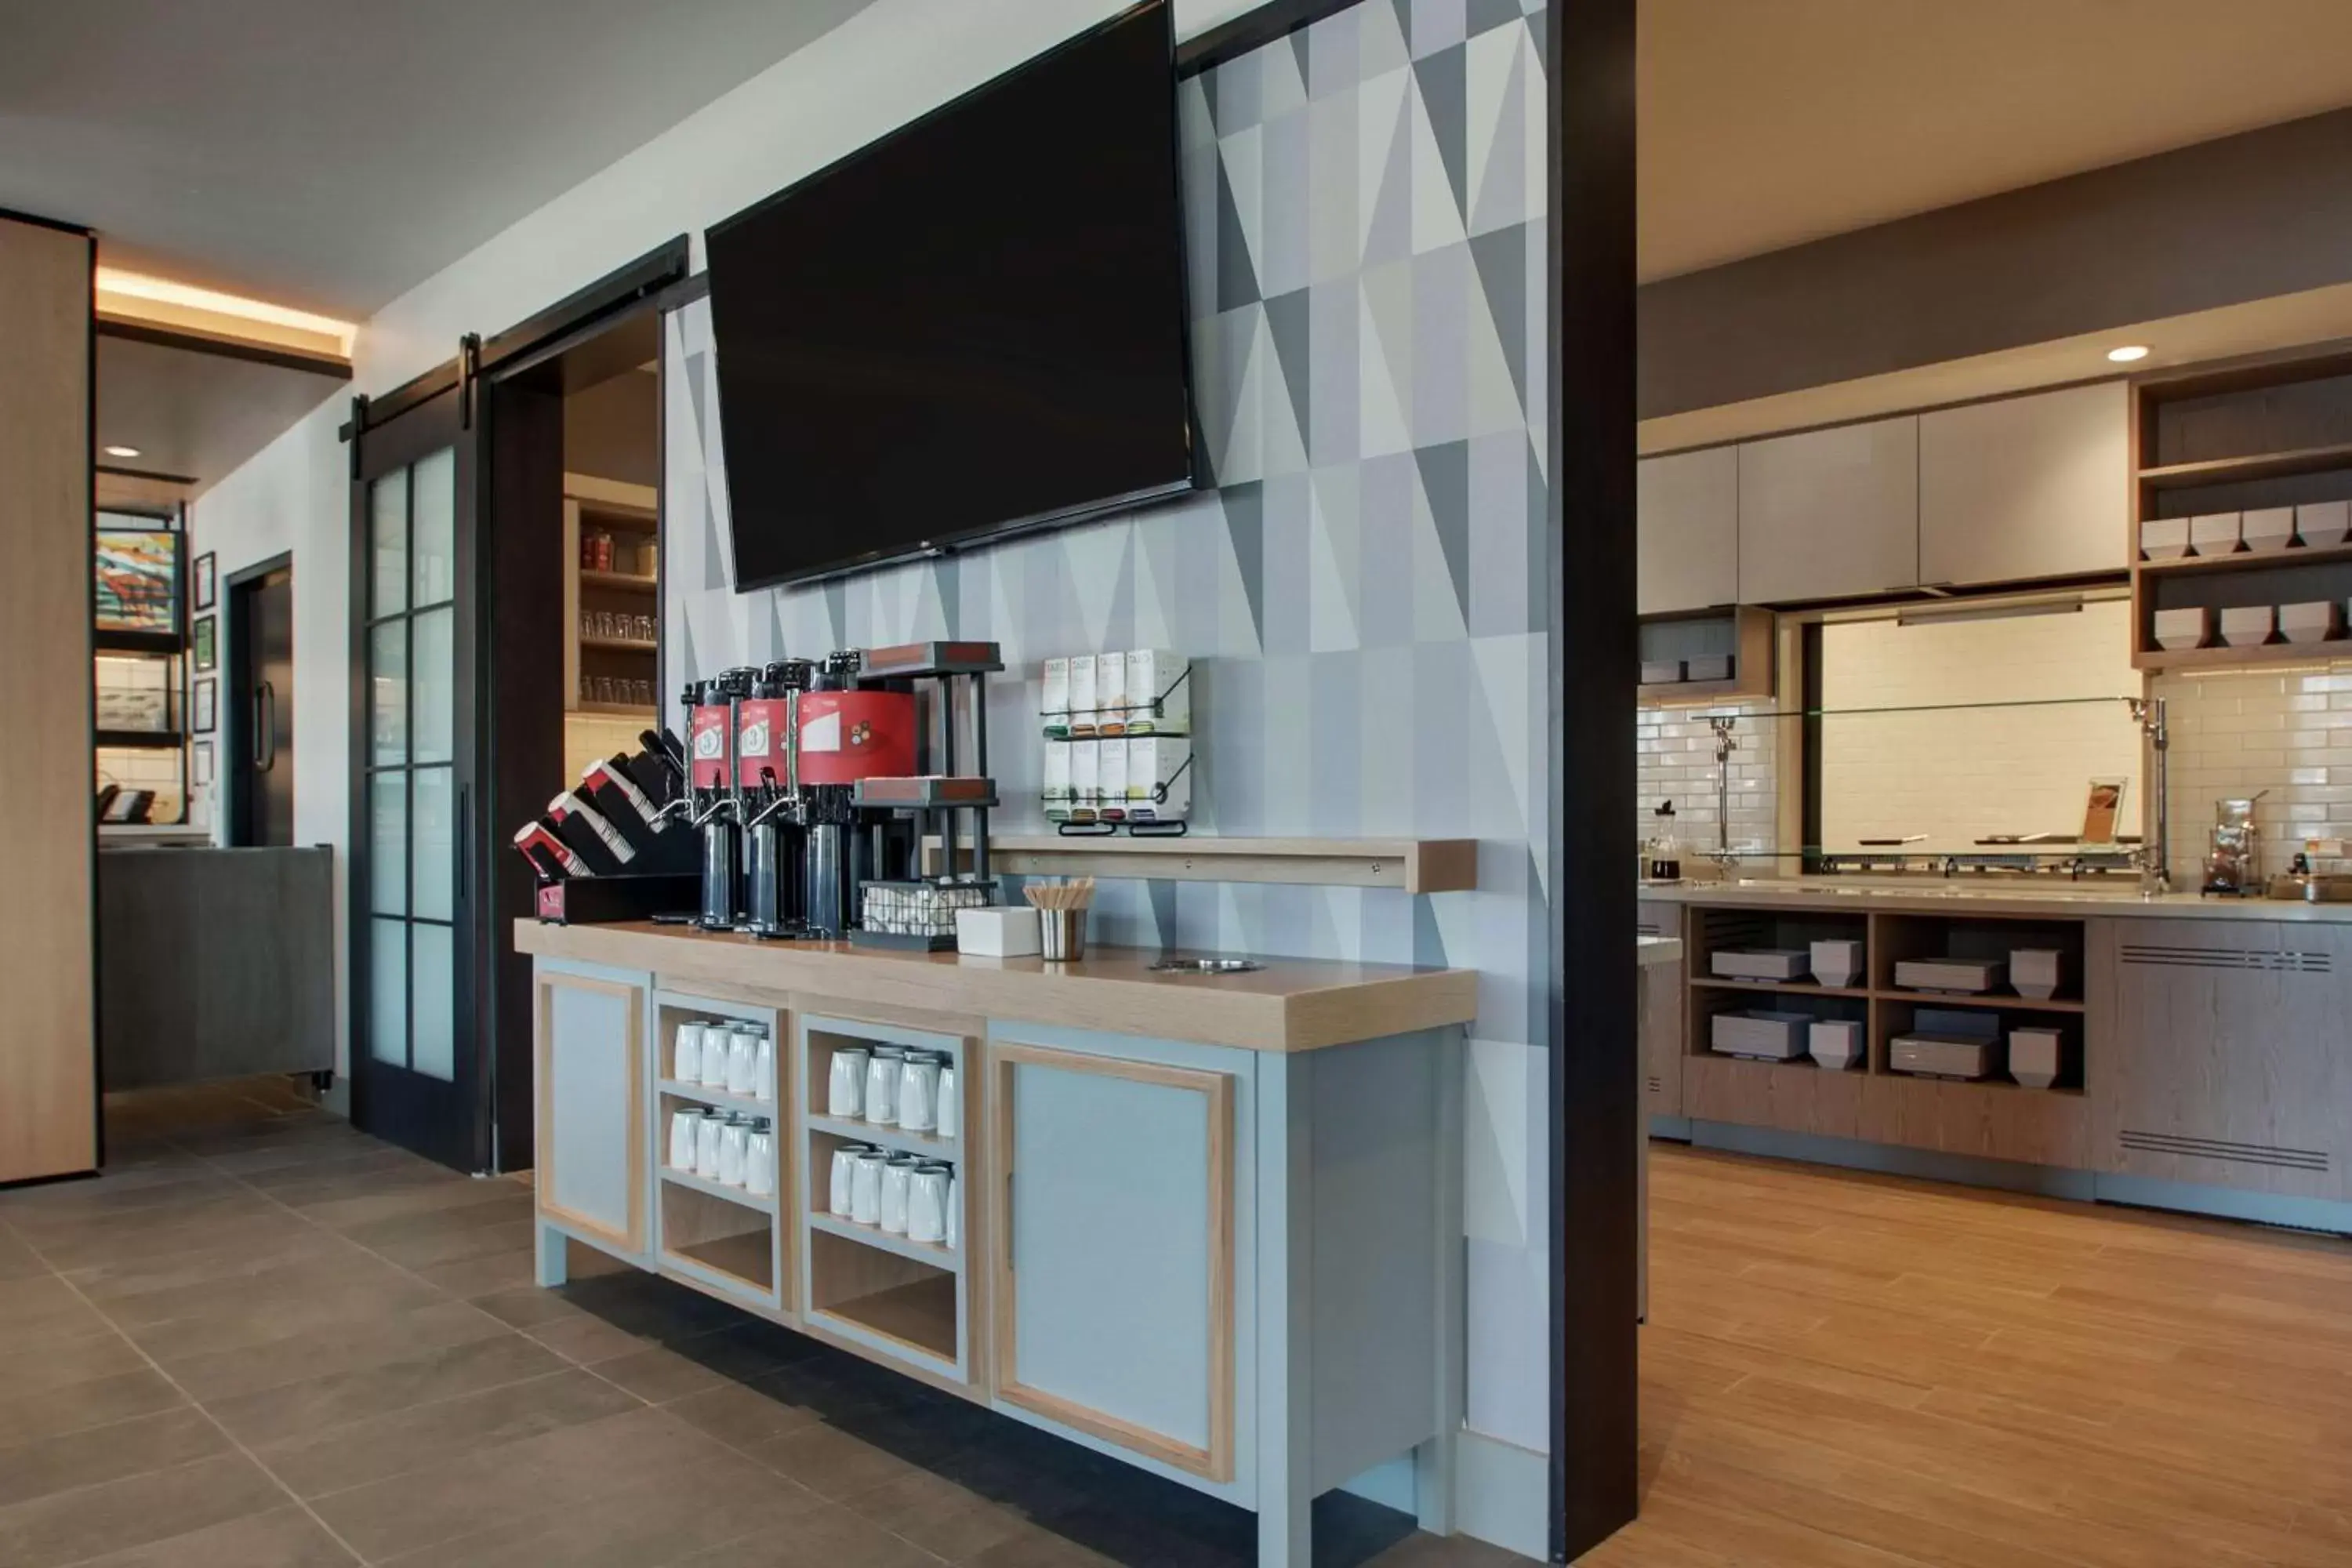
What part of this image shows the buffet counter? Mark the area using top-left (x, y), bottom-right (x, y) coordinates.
top-left (513, 919), bottom-right (1476, 1566)
top-left (1638, 883), bottom-right (2352, 1230)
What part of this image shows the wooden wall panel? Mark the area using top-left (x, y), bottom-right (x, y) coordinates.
top-left (0, 216), bottom-right (96, 1184)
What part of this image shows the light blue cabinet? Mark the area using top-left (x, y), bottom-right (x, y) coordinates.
top-left (532, 962), bottom-right (648, 1270)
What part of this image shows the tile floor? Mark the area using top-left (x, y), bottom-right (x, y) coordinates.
top-left (0, 1080), bottom-right (1530, 1568)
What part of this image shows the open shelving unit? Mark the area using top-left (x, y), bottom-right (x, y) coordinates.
top-left (1638, 604), bottom-right (1777, 706)
top-left (1678, 905), bottom-right (2091, 1167)
top-left (562, 473), bottom-right (659, 720)
top-left (795, 1016), bottom-right (974, 1383)
top-left (2129, 349), bottom-right (2352, 672)
top-left (652, 996), bottom-right (785, 1315)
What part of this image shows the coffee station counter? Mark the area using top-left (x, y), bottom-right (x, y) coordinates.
top-left (517, 916), bottom-right (1475, 1566)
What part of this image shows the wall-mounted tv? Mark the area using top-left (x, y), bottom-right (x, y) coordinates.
top-left (704, 0), bottom-right (1197, 592)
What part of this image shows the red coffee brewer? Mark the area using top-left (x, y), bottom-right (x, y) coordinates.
top-left (667, 667), bottom-right (757, 928)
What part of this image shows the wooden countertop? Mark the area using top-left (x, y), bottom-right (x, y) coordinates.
top-left (514, 920), bottom-right (1477, 1053)
top-left (1639, 878), bottom-right (2352, 923)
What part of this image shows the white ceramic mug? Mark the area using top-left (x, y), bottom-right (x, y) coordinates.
top-left (695, 1111), bottom-right (725, 1180)
top-left (746, 1122), bottom-right (775, 1197)
top-left (907, 1163), bottom-right (950, 1245)
top-left (864, 1047), bottom-right (903, 1127)
top-left (898, 1053), bottom-right (940, 1134)
top-left (673, 1022), bottom-right (706, 1085)
top-left (829, 1145), bottom-right (862, 1217)
top-left (828, 1047), bottom-right (868, 1119)
top-left (718, 1115), bottom-right (749, 1187)
top-left (944, 1175), bottom-right (960, 1249)
top-left (726, 1029), bottom-right (758, 1097)
top-left (753, 1036), bottom-right (775, 1103)
top-left (880, 1154), bottom-right (919, 1234)
top-left (935, 1063), bottom-right (959, 1141)
top-left (669, 1107), bottom-right (702, 1171)
top-left (851, 1149), bottom-right (887, 1225)
top-left (699, 1025), bottom-right (734, 1089)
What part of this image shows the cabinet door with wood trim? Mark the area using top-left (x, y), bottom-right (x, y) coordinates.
top-left (1736, 415), bottom-right (1918, 604)
top-left (990, 1042), bottom-right (1236, 1483)
top-left (1638, 447), bottom-right (1738, 615)
top-left (536, 967), bottom-right (648, 1258)
top-left (2092, 920), bottom-right (2352, 1200)
top-left (1919, 382), bottom-right (2129, 586)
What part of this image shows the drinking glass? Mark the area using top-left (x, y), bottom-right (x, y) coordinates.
top-left (828, 1047), bottom-right (868, 1118)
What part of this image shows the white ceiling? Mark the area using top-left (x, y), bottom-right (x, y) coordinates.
top-left (96, 335), bottom-right (348, 490)
top-left (0, 0), bottom-right (879, 318)
top-left (1640, 0), bottom-right (2352, 282)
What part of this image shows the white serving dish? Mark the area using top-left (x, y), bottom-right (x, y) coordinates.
top-left (1809, 938), bottom-right (1863, 989)
top-left (1712, 948), bottom-right (1810, 982)
top-left (2241, 507), bottom-right (2296, 554)
top-left (2009, 1026), bottom-right (2063, 1090)
top-left (2138, 516), bottom-right (2190, 561)
top-left (2220, 604), bottom-right (2276, 648)
top-left (2152, 606), bottom-right (2213, 652)
top-left (1685, 655), bottom-right (1734, 683)
top-left (2298, 500), bottom-right (2351, 548)
top-left (1889, 1033), bottom-right (1998, 1080)
top-left (2009, 948), bottom-right (2066, 1000)
top-left (1893, 957), bottom-right (2006, 994)
top-left (1711, 1010), bottom-right (1810, 1061)
top-left (1640, 659), bottom-right (1686, 685)
top-left (1808, 1019), bottom-right (1864, 1072)
top-left (2280, 601), bottom-right (2344, 645)
top-left (2189, 513), bottom-right (2244, 557)
top-left (956, 906), bottom-right (1042, 957)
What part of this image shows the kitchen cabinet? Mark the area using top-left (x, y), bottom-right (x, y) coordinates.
top-left (1920, 382), bottom-right (2129, 586)
top-left (1638, 446), bottom-right (1739, 614)
top-left (991, 1041), bottom-right (1238, 1480)
top-left (1737, 416), bottom-right (1918, 604)
top-left (2092, 920), bottom-right (2352, 1202)
top-left (535, 962), bottom-right (648, 1263)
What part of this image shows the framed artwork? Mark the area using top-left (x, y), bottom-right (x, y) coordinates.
top-left (191, 740), bottom-right (215, 789)
top-left (94, 528), bottom-right (180, 634)
top-left (191, 677), bottom-right (216, 735)
top-left (193, 552), bottom-right (216, 612)
top-left (193, 615), bottom-right (217, 673)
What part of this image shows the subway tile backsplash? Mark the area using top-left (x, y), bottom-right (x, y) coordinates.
top-left (1636, 704), bottom-right (1779, 862)
top-left (2155, 668), bottom-right (2352, 883)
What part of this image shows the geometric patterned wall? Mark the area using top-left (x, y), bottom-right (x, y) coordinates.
top-left (662, 0), bottom-right (1555, 1448)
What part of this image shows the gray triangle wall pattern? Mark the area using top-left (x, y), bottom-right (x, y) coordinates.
top-left (659, 0), bottom-right (1555, 1450)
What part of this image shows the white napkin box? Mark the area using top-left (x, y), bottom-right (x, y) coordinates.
top-left (1809, 938), bottom-right (1862, 989)
top-left (2299, 500), bottom-right (2351, 548)
top-left (1711, 1010), bottom-right (1810, 1061)
top-left (2152, 606), bottom-right (2213, 651)
top-left (2280, 601), bottom-right (2344, 645)
top-left (2138, 517), bottom-right (2190, 560)
top-left (1893, 957), bottom-right (2005, 994)
top-left (2188, 514), bottom-right (2243, 556)
top-left (1809, 1019), bottom-right (1864, 1072)
top-left (2220, 604), bottom-right (2276, 648)
top-left (2008, 1026), bottom-right (2063, 1090)
top-left (956, 906), bottom-right (1042, 957)
top-left (1890, 1033), bottom-right (1998, 1081)
top-left (1712, 948), bottom-right (1810, 982)
top-left (2009, 948), bottom-right (2066, 1000)
top-left (2241, 508), bottom-right (2296, 554)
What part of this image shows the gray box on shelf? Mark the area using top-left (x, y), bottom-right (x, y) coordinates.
top-left (2241, 507), bottom-right (2297, 554)
top-left (2299, 499), bottom-right (2351, 548)
top-left (1808, 1018), bottom-right (1864, 1072)
top-left (2189, 513), bottom-right (2243, 556)
top-left (2009, 1026), bottom-right (2063, 1089)
top-left (2153, 606), bottom-right (2213, 651)
top-left (2009, 948), bottom-right (2066, 1000)
top-left (1889, 1033), bottom-right (1999, 1080)
top-left (1711, 1010), bottom-right (1811, 1061)
top-left (1712, 948), bottom-right (1811, 982)
top-left (2220, 604), bottom-right (2276, 648)
top-left (1809, 938), bottom-right (1862, 988)
top-left (2139, 516), bottom-right (2190, 561)
top-left (2280, 601), bottom-right (2343, 644)
top-left (1893, 957), bottom-right (2007, 994)
top-left (1684, 654), bottom-right (1734, 683)
top-left (1640, 659), bottom-right (1686, 685)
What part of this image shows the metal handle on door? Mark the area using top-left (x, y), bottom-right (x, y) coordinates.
top-left (456, 786), bottom-right (470, 903)
top-left (256, 683), bottom-right (278, 772)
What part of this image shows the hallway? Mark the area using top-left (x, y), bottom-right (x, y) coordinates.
top-left (0, 1083), bottom-right (1518, 1568)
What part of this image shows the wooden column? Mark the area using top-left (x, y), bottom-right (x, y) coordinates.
top-left (0, 214), bottom-right (97, 1184)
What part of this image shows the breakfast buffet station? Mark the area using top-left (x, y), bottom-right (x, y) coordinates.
top-left (518, 920), bottom-right (1475, 1566)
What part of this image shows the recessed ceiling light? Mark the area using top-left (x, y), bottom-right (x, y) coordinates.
top-left (2107, 344), bottom-right (2151, 363)
top-left (102, 444), bottom-right (142, 459)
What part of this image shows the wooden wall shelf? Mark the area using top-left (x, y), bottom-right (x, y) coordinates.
top-left (2132, 639), bottom-right (2352, 673)
top-left (940, 834), bottom-right (1479, 894)
top-left (1638, 604), bottom-right (1777, 708)
top-left (2137, 540), bottom-right (2352, 576)
top-left (2136, 441), bottom-right (2352, 488)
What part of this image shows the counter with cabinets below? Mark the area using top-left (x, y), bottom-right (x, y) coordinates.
top-left (1637, 884), bottom-right (2352, 1229)
top-left (512, 920), bottom-right (1475, 1568)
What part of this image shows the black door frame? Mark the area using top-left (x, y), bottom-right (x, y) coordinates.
top-left (223, 550), bottom-right (294, 848)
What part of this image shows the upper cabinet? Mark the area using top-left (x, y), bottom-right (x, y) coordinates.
top-left (1637, 446), bottom-right (1738, 615)
top-left (1919, 383), bottom-right (2129, 586)
top-left (1736, 416), bottom-right (1919, 604)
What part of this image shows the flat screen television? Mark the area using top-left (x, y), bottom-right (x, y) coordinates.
top-left (704, 0), bottom-right (1197, 592)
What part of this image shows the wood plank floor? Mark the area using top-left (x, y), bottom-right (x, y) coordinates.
top-left (1588, 1142), bottom-right (2352, 1567)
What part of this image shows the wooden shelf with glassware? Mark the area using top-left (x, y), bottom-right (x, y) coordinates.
top-left (2129, 347), bottom-right (2352, 673)
top-left (562, 474), bottom-right (659, 718)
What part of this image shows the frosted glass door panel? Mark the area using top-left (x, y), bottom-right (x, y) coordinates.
top-left (409, 924), bottom-right (455, 1082)
top-left (370, 469), bottom-right (408, 619)
top-left (370, 773), bottom-right (406, 916)
top-left (370, 919), bottom-right (406, 1066)
top-left (412, 448), bottom-right (456, 605)
top-left (412, 608), bottom-right (454, 764)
